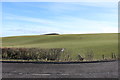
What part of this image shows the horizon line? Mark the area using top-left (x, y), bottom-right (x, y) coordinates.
top-left (1, 32), bottom-right (118, 38)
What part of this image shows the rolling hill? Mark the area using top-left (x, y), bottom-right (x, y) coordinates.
top-left (2, 33), bottom-right (118, 60)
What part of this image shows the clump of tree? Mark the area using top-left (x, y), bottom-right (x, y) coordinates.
top-left (44, 33), bottom-right (60, 35)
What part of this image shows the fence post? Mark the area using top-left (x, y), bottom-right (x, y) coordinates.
top-left (102, 54), bottom-right (105, 60)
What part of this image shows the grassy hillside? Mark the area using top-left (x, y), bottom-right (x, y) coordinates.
top-left (2, 33), bottom-right (118, 60)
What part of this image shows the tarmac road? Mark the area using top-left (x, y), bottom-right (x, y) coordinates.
top-left (2, 61), bottom-right (118, 78)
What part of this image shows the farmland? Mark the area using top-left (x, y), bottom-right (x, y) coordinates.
top-left (1, 33), bottom-right (118, 61)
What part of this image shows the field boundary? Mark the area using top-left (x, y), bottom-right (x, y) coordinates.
top-left (1, 60), bottom-right (117, 64)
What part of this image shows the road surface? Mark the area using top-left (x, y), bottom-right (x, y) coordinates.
top-left (2, 61), bottom-right (118, 78)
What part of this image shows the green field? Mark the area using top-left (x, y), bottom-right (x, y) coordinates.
top-left (2, 33), bottom-right (118, 60)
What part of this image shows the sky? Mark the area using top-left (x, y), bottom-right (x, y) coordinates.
top-left (2, 2), bottom-right (118, 37)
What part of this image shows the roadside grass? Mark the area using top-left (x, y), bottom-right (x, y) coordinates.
top-left (1, 33), bottom-right (118, 61)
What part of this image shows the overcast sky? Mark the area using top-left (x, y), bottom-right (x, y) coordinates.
top-left (2, 2), bottom-right (118, 37)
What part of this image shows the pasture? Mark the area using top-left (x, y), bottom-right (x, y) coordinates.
top-left (1, 33), bottom-right (118, 61)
